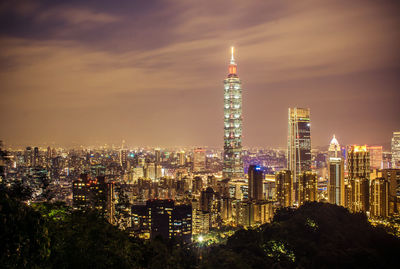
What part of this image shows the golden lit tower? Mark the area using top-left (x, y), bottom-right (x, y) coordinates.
top-left (347, 145), bottom-right (370, 212)
top-left (223, 47), bottom-right (244, 179)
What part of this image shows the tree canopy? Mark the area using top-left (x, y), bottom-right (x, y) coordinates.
top-left (201, 202), bottom-right (400, 269)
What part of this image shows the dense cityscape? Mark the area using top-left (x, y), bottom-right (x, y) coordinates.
top-left (2, 48), bottom-right (400, 243)
top-left (1, 1), bottom-right (400, 268)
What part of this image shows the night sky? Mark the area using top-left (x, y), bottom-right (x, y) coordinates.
top-left (1, 0), bottom-right (399, 148)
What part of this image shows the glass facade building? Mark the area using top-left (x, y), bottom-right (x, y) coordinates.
top-left (223, 47), bottom-right (244, 179)
top-left (287, 108), bottom-right (311, 184)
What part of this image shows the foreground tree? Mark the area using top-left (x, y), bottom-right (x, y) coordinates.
top-left (202, 202), bottom-right (400, 269)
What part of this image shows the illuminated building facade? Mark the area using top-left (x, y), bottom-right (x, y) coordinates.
top-left (248, 165), bottom-right (263, 201)
top-left (347, 145), bottom-right (370, 180)
top-left (193, 148), bottom-right (206, 172)
top-left (25, 146), bottom-right (33, 167)
top-left (178, 151), bottom-right (185, 166)
top-left (347, 146), bottom-right (370, 212)
top-left (297, 171), bottom-right (318, 206)
top-left (328, 157), bottom-right (345, 206)
top-left (392, 132), bottom-right (400, 168)
top-left (328, 135), bottom-right (345, 206)
top-left (120, 149), bottom-right (127, 169)
top-left (370, 177), bottom-right (389, 218)
top-left (131, 199), bottom-right (192, 242)
top-left (368, 145), bottom-right (383, 170)
top-left (72, 174), bottom-right (115, 223)
top-left (223, 47), bottom-right (244, 179)
top-left (381, 169), bottom-right (400, 215)
top-left (287, 108), bottom-right (311, 190)
top-left (276, 170), bottom-right (293, 207)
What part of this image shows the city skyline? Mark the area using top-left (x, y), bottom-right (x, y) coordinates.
top-left (1, 0), bottom-right (399, 148)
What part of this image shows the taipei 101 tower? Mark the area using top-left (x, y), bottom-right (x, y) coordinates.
top-left (223, 47), bottom-right (244, 179)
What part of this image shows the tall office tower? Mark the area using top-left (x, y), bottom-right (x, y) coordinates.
top-left (392, 132), bottom-right (400, 168)
top-left (275, 170), bottom-right (293, 207)
top-left (248, 165), bottom-right (264, 201)
top-left (328, 157), bottom-right (345, 206)
top-left (347, 145), bottom-right (370, 212)
top-left (370, 177), bottom-right (389, 218)
top-left (327, 135), bottom-right (345, 206)
top-left (33, 147), bottom-right (40, 167)
top-left (120, 149), bottom-right (128, 169)
top-left (155, 148), bottom-right (161, 164)
top-left (223, 47), bottom-right (244, 179)
top-left (368, 146), bottom-right (383, 170)
top-left (193, 148), bottom-right (206, 172)
top-left (297, 172), bottom-right (318, 206)
top-left (178, 151), bottom-right (185, 166)
top-left (24, 146), bottom-right (33, 167)
top-left (287, 108), bottom-right (311, 188)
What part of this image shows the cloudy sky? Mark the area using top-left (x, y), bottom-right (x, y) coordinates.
top-left (1, 0), bottom-right (399, 148)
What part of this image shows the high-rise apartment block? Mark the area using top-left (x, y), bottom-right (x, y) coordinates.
top-left (72, 174), bottom-right (115, 223)
top-left (193, 148), bottom-right (206, 172)
top-left (347, 145), bottom-right (370, 212)
top-left (297, 171), bottom-right (318, 206)
top-left (276, 170), bottom-right (293, 207)
top-left (370, 177), bottom-right (389, 218)
top-left (223, 47), bottom-right (243, 179)
top-left (368, 146), bottom-right (383, 170)
top-left (380, 169), bottom-right (400, 215)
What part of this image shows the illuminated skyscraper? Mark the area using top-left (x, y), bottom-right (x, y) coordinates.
top-left (248, 165), bottom-right (264, 201)
top-left (370, 177), bottom-right (389, 218)
top-left (177, 151), bottom-right (185, 166)
top-left (33, 146), bottom-right (40, 167)
top-left (223, 47), bottom-right (243, 179)
top-left (155, 148), bottom-right (161, 164)
top-left (25, 146), bottom-right (33, 167)
top-left (193, 148), bottom-right (206, 172)
top-left (276, 170), bottom-right (293, 207)
top-left (347, 145), bottom-right (370, 212)
top-left (297, 171), bottom-right (318, 206)
top-left (287, 108), bottom-right (311, 195)
top-left (368, 145), bottom-right (383, 170)
top-left (328, 157), bottom-right (345, 206)
top-left (328, 135), bottom-right (345, 206)
top-left (392, 132), bottom-right (400, 168)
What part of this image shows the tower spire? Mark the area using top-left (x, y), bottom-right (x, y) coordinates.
top-left (228, 46), bottom-right (237, 75)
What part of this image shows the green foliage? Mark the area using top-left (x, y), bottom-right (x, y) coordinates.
top-left (1, 193), bottom-right (198, 269)
top-left (0, 193), bottom-right (50, 269)
top-left (202, 202), bottom-right (400, 269)
top-left (3, 195), bottom-right (400, 269)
